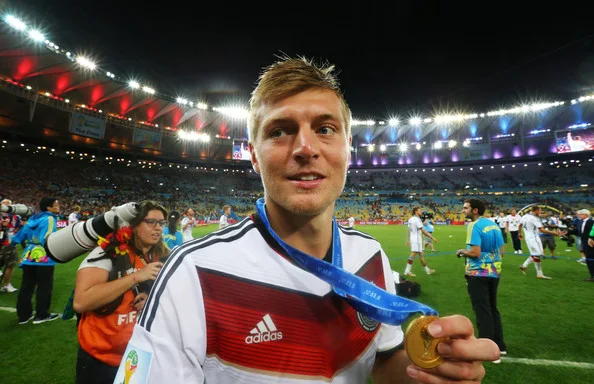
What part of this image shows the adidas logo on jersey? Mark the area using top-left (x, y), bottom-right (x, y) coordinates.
top-left (245, 314), bottom-right (283, 344)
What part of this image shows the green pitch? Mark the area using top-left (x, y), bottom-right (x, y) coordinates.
top-left (0, 224), bottom-right (591, 383)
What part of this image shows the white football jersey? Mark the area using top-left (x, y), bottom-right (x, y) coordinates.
top-left (520, 213), bottom-right (542, 241)
top-left (408, 216), bottom-right (424, 244)
top-left (116, 216), bottom-right (404, 383)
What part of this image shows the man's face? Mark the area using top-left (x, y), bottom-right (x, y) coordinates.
top-left (250, 88), bottom-right (351, 217)
top-left (48, 200), bottom-right (60, 214)
top-left (462, 203), bottom-right (474, 219)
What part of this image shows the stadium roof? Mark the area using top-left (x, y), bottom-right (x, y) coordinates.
top-left (1, 11), bottom-right (594, 154)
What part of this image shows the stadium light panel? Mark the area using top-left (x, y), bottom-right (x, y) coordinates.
top-left (5, 15), bottom-right (26, 30)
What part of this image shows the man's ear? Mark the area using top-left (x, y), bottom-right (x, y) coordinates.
top-left (249, 142), bottom-right (260, 174)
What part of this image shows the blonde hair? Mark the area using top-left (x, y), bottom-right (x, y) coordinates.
top-left (248, 55), bottom-right (351, 144)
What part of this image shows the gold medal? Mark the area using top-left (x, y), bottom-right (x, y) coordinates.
top-left (404, 315), bottom-right (445, 369)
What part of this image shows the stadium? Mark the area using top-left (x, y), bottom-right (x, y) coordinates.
top-left (0, 4), bottom-right (592, 384)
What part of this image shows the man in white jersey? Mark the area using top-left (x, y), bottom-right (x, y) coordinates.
top-left (518, 205), bottom-right (564, 279)
top-left (347, 215), bottom-right (355, 228)
top-left (218, 205), bottom-right (231, 229)
top-left (180, 208), bottom-right (195, 242)
top-left (404, 207), bottom-right (437, 277)
top-left (116, 56), bottom-right (498, 383)
top-left (68, 205), bottom-right (81, 226)
top-left (506, 209), bottom-right (522, 254)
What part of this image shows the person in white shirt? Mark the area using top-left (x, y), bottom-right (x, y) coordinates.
top-left (347, 216), bottom-right (355, 228)
top-left (180, 208), bottom-right (196, 243)
top-left (218, 205), bottom-right (231, 229)
top-left (506, 209), bottom-right (522, 254)
top-left (68, 206), bottom-right (81, 226)
top-left (403, 207), bottom-right (437, 277)
top-left (518, 205), bottom-right (564, 279)
top-left (495, 212), bottom-right (507, 244)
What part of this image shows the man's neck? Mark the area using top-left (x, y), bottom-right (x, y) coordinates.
top-left (265, 204), bottom-right (334, 260)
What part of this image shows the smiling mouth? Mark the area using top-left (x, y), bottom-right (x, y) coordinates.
top-left (288, 174), bottom-right (324, 181)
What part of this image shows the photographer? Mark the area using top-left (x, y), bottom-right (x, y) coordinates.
top-left (73, 201), bottom-right (169, 384)
top-left (0, 198), bottom-right (22, 293)
top-left (12, 197), bottom-right (60, 324)
top-left (422, 215), bottom-right (436, 253)
top-left (538, 211), bottom-right (558, 259)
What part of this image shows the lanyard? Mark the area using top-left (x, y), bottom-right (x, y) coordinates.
top-left (256, 198), bottom-right (437, 325)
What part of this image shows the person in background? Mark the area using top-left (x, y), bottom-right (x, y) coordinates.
top-left (12, 196), bottom-right (60, 324)
top-left (69, 205), bottom-right (81, 226)
top-left (404, 207), bottom-right (437, 277)
top-left (0, 198), bottom-right (22, 293)
top-left (219, 205), bottom-right (231, 229)
top-left (506, 209), bottom-right (522, 254)
top-left (180, 208), bottom-right (196, 243)
top-left (163, 210), bottom-right (183, 251)
top-left (518, 205), bottom-right (564, 279)
top-left (495, 212), bottom-right (508, 244)
top-left (457, 198), bottom-right (507, 361)
top-left (73, 200), bottom-right (168, 384)
top-left (347, 215), bottom-right (355, 228)
top-left (423, 217), bottom-right (436, 253)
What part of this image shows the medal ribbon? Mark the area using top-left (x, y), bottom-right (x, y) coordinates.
top-left (256, 198), bottom-right (437, 325)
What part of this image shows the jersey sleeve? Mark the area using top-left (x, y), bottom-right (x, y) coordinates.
top-left (114, 252), bottom-right (207, 383)
top-left (375, 249), bottom-right (405, 352)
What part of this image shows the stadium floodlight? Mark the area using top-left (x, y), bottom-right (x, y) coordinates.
top-left (214, 106), bottom-right (249, 119)
top-left (176, 97), bottom-right (188, 105)
top-left (5, 15), bottom-right (27, 30)
top-left (388, 118), bottom-right (399, 126)
top-left (128, 80), bottom-right (140, 89)
top-left (28, 29), bottom-right (45, 42)
top-left (142, 86), bottom-right (155, 95)
top-left (409, 117), bottom-right (422, 126)
top-left (76, 56), bottom-right (96, 70)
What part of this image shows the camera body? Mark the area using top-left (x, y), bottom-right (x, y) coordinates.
top-left (421, 211), bottom-right (434, 221)
top-left (45, 202), bottom-right (140, 263)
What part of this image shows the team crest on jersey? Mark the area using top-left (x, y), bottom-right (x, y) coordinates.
top-left (356, 312), bottom-right (379, 332)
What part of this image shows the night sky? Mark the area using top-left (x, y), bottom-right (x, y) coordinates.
top-left (10, 0), bottom-right (594, 119)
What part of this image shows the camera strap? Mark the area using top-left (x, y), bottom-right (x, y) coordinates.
top-left (256, 198), bottom-right (437, 326)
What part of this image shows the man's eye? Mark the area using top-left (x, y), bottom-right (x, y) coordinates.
top-left (270, 129), bottom-right (285, 137)
top-left (318, 126), bottom-right (336, 135)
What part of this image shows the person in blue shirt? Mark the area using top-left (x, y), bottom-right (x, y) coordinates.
top-left (457, 198), bottom-right (507, 359)
top-left (11, 196), bottom-right (60, 324)
top-left (422, 218), bottom-right (436, 253)
top-left (162, 211), bottom-right (183, 252)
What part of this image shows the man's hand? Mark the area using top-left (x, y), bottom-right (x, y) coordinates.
top-left (406, 315), bottom-right (500, 383)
